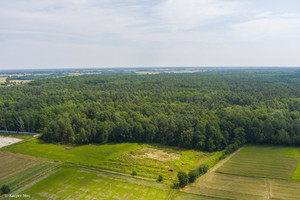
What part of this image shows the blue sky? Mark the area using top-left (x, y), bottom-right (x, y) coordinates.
top-left (1, 0), bottom-right (300, 69)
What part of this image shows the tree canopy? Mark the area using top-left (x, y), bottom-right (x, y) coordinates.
top-left (1, 69), bottom-right (300, 151)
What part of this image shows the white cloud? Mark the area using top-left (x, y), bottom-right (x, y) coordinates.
top-left (1, 0), bottom-right (300, 68)
top-left (231, 13), bottom-right (300, 40)
top-left (154, 0), bottom-right (243, 31)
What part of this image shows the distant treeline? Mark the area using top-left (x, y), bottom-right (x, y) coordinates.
top-left (6, 73), bottom-right (68, 81)
top-left (1, 70), bottom-right (300, 151)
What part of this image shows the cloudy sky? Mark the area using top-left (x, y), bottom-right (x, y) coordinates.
top-left (1, 0), bottom-right (300, 69)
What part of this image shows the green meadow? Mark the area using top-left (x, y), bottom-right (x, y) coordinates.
top-left (3, 139), bottom-right (211, 180)
top-left (4, 139), bottom-right (139, 166)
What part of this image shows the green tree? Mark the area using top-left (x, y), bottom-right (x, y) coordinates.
top-left (177, 171), bottom-right (189, 188)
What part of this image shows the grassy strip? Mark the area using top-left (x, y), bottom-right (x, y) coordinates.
top-left (292, 161), bottom-right (300, 181)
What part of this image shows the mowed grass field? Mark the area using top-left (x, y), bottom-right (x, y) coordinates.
top-left (0, 162), bottom-right (58, 193)
top-left (15, 168), bottom-right (172, 200)
top-left (4, 139), bottom-right (212, 180)
top-left (184, 172), bottom-right (300, 200)
top-left (183, 145), bottom-right (300, 200)
top-left (217, 145), bottom-right (300, 180)
top-left (0, 151), bottom-right (44, 181)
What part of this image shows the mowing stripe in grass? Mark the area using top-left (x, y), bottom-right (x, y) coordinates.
top-left (240, 145), bottom-right (300, 158)
top-left (217, 153), bottom-right (300, 180)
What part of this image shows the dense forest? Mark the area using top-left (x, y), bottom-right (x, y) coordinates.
top-left (1, 69), bottom-right (300, 152)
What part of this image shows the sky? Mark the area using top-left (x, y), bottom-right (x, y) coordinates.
top-left (1, 0), bottom-right (300, 69)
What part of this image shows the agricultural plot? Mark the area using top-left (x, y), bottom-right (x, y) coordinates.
top-left (15, 168), bottom-right (172, 200)
top-left (183, 145), bottom-right (300, 200)
top-left (217, 145), bottom-right (300, 180)
top-left (4, 140), bottom-right (212, 180)
top-left (0, 77), bottom-right (7, 83)
top-left (240, 145), bottom-right (300, 157)
top-left (184, 172), bottom-right (300, 200)
top-left (0, 151), bottom-right (44, 181)
top-left (0, 162), bottom-right (57, 192)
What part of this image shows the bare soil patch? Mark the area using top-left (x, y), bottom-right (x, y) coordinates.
top-left (0, 136), bottom-right (22, 148)
top-left (131, 147), bottom-right (180, 161)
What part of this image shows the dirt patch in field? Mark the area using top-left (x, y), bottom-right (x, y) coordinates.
top-left (0, 136), bottom-right (22, 148)
top-left (131, 147), bottom-right (180, 161)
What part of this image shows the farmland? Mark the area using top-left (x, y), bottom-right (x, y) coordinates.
top-left (3, 139), bottom-right (212, 180)
top-left (183, 145), bottom-right (300, 200)
top-left (15, 168), bottom-right (172, 200)
top-left (0, 77), bottom-right (6, 84)
top-left (217, 145), bottom-right (300, 180)
top-left (2, 135), bottom-right (300, 200)
top-left (0, 162), bottom-right (58, 194)
top-left (0, 151), bottom-right (44, 182)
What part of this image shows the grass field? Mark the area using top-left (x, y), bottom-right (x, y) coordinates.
top-left (184, 172), bottom-right (300, 200)
top-left (0, 162), bottom-right (57, 192)
top-left (217, 145), bottom-right (300, 180)
top-left (183, 145), bottom-right (300, 200)
top-left (107, 144), bottom-right (211, 179)
top-left (4, 139), bottom-right (140, 167)
top-left (14, 168), bottom-right (172, 200)
top-left (0, 77), bottom-right (7, 83)
top-left (240, 145), bottom-right (300, 157)
top-left (4, 140), bottom-right (212, 180)
top-left (0, 151), bottom-right (44, 181)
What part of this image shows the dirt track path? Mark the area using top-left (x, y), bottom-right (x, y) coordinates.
top-left (194, 145), bottom-right (245, 184)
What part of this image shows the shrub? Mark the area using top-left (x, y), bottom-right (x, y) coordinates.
top-left (131, 171), bottom-right (137, 176)
top-left (157, 175), bottom-right (163, 182)
top-left (177, 171), bottom-right (189, 188)
top-left (199, 164), bottom-right (209, 174)
top-left (1, 185), bottom-right (10, 194)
